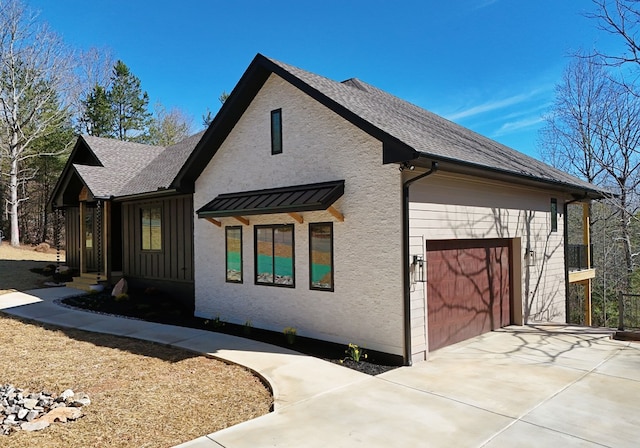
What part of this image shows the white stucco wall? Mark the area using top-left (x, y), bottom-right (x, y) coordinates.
top-left (408, 171), bottom-right (569, 359)
top-left (194, 74), bottom-right (405, 356)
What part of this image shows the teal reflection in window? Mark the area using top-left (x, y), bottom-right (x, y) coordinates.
top-left (226, 226), bottom-right (242, 283)
top-left (310, 223), bottom-right (333, 291)
top-left (255, 224), bottom-right (294, 287)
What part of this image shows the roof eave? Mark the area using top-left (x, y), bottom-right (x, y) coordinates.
top-left (412, 152), bottom-right (609, 200)
top-left (113, 188), bottom-right (180, 202)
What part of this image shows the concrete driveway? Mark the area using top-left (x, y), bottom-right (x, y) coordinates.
top-left (197, 327), bottom-right (639, 448)
top-left (1, 288), bottom-right (638, 447)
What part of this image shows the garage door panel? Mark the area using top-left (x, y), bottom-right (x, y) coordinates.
top-left (427, 239), bottom-right (511, 351)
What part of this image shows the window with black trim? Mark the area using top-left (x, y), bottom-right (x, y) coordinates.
top-left (271, 108), bottom-right (282, 155)
top-left (226, 226), bottom-right (242, 283)
top-left (255, 224), bottom-right (294, 286)
top-left (309, 222), bottom-right (334, 291)
top-left (141, 206), bottom-right (162, 251)
top-left (551, 198), bottom-right (558, 232)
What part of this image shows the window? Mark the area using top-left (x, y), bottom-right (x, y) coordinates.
top-left (271, 108), bottom-right (282, 155)
top-left (85, 208), bottom-right (94, 249)
top-left (255, 224), bottom-right (294, 286)
top-left (309, 223), bottom-right (334, 291)
top-left (551, 198), bottom-right (558, 232)
top-left (141, 206), bottom-right (162, 251)
top-left (226, 226), bottom-right (242, 283)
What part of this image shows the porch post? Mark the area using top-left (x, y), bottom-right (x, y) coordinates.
top-left (79, 201), bottom-right (85, 275)
top-left (103, 200), bottom-right (111, 284)
top-left (582, 203), bottom-right (592, 326)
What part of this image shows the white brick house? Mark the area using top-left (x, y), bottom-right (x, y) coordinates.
top-left (175, 54), bottom-right (605, 364)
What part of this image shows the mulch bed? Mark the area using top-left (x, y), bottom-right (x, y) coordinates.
top-left (60, 289), bottom-right (402, 375)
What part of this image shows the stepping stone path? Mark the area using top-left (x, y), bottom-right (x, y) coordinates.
top-left (0, 384), bottom-right (90, 435)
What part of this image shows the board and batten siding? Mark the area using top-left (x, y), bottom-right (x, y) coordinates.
top-left (194, 73), bottom-right (405, 356)
top-left (408, 171), bottom-right (568, 360)
top-left (65, 206), bottom-right (80, 269)
top-left (121, 194), bottom-right (194, 283)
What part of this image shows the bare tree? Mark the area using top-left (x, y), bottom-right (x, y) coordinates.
top-left (541, 53), bottom-right (640, 307)
top-left (0, 0), bottom-right (74, 247)
top-left (596, 81), bottom-right (640, 293)
top-left (540, 56), bottom-right (609, 184)
top-left (588, 0), bottom-right (640, 67)
top-left (147, 103), bottom-right (193, 146)
top-left (71, 46), bottom-right (114, 123)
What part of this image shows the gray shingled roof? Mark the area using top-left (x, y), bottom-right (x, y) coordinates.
top-left (266, 57), bottom-right (601, 194)
top-left (119, 131), bottom-right (205, 196)
top-left (74, 134), bottom-right (202, 199)
top-left (74, 137), bottom-right (165, 199)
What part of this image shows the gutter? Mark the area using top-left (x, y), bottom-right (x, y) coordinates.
top-left (112, 188), bottom-right (179, 202)
top-left (402, 161), bottom-right (438, 365)
top-left (414, 151), bottom-right (609, 200)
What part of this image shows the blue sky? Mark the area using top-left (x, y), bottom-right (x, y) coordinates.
top-left (29, 0), bottom-right (622, 158)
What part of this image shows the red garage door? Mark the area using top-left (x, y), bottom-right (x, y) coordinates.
top-left (426, 239), bottom-right (511, 351)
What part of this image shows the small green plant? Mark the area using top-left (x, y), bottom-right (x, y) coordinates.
top-left (204, 315), bottom-right (225, 329)
top-left (243, 320), bottom-right (253, 335)
top-left (114, 293), bottom-right (129, 302)
top-left (283, 327), bottom-right (297, 345)
top-left (344, 343), bottom-right (367, 363)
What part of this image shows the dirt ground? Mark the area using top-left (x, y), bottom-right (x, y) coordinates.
top-left (0, 242), bottom-right (273, 447)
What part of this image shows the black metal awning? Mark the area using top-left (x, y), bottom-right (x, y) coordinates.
top-left (197, 180), bottom-right (345, 218)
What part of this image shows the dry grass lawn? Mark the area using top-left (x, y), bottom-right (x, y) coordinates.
top-left (0, 243), bottom-right (273, 447)
top-left (0, 242), bottom-right (65, 294)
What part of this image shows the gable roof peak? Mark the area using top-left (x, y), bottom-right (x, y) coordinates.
top-left (177, 53), bottom-right (606, 198)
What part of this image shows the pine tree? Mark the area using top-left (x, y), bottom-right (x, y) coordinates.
top-left (108, 60), bottom-right (151, 141)
top-left (80, 84), bottom-right (114, 137)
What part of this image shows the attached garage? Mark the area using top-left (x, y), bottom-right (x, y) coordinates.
top-left (426, 239), bottom-right (512, 351)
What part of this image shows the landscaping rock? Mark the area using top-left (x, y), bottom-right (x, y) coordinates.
top-left (55, 265), bottom-right (72, 274)
top-left (111, 278), bottom-right (128, 297)
top-left (0, 384), bottom-right (89, 436)
top-left (20, 420), bottom-right (49, 432)
top-left (60, 389), bottom-right (74, 401)
top-left (70, 392), bottom-right (91, 407)
top-left (38, 406), bottom-right (82, 424)
top-left (23, 398), bottom-right (38, 409)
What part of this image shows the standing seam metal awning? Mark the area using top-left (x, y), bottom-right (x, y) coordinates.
top-left (196, 180), bottom-right (345, 218)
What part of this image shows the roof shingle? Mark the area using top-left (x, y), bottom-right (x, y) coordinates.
top-left (265, 56), bottom-right (603, 194)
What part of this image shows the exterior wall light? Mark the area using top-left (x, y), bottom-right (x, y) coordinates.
top-left (524, 248), bottom-right (536, 267)
top-left (412, 255), bottom-right (426, 283)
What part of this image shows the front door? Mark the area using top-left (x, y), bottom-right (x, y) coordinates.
top-left (84, 206), bottom-right (97, 272)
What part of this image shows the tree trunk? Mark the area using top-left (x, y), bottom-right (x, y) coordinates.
top-left (9, 144), bottom-right (20, 247)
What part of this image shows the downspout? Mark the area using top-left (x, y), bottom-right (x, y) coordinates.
top-left (402, 161), bottom-right (438, 366)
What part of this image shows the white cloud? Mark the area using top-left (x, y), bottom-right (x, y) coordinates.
top-left (443, 83), bottom-right (554, 122)
top-left (473, 0), bottom-right (499, 10)
top-left (445, 92), bottom-right (535, 121)
top-left (494, 116), bottom-right (545, 136)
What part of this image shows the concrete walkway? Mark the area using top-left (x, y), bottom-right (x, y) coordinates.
top-left (1, 288), bottom-right (639, 447)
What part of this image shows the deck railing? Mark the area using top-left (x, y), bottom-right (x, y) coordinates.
top-left (618, 292), bottom-right (640, 330)
top-left (567, 244), bottom-right (593, 271)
